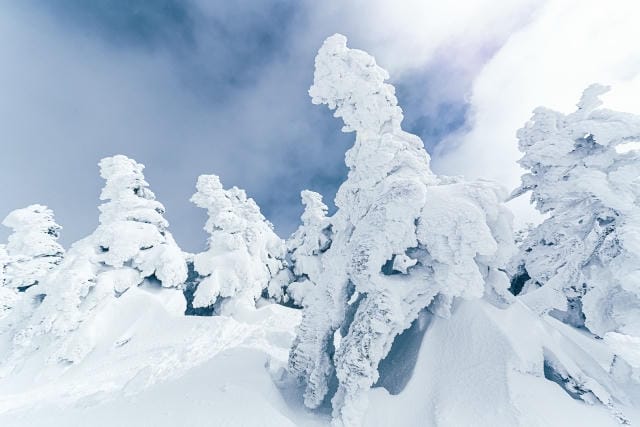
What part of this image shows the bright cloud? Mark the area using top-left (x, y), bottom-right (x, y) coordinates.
top-left (435, 0), bottom-right (640, 226)
top-left (1, 0), bottom-right (638, 249)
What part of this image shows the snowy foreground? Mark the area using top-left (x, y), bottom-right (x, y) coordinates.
top-left (0, 34), bottom-right (639, 426)
top-left (0, 294), bottom-right (636, 426)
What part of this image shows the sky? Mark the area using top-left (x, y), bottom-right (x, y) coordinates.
top-left (1, 0), bottom-right (639, 252)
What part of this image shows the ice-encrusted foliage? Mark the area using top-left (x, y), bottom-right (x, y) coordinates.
top-left (0, 245), bottom-right (18, 319)
top-left (1, 205), bottom-right (64, 290)
top-left (93, 155), bottom-right (187, 291)
top-left (268, 190), bottom-right (332, 307)
top-left (511, 85), bottom-right (640, 338)
top-left (0, 156), bottom-right (187, 369)
top-left (190, 175), bottom-right (285, 313)
top-left (289, 34), bottom-right (514, 426)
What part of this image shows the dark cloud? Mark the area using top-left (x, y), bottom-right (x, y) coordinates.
top-left (0, 1), bottom-right (517, 252)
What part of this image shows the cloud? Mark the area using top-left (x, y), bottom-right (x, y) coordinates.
top-left (434, 0), bottom-right (640, 227)
top-left (5, 0), bottom-right (627, 252)
top-left (0, 1), bottom-right (354, 251)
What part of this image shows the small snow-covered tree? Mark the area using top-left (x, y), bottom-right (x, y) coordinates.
top-left (1, 204), bottom-right (64, 290)
top-left (268, 190), bottom-right (332, 307)
top-left (289, 34), bottom-right (514, 426)
top-left (511, 85), bottom-right (640, 338)
top-left (189, 174), bottom-right (285, 314)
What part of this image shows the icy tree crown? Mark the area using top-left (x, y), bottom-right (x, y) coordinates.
top-left (2, 205), bottom-right (63, 258)
top-left (191, 174), bottom-right (265, 239)
top-left (1, 205), bottom-right (64, 289)
top-left (514, 84), bottom-right (640, 214)
top-left (299, 190), bottom-right (328, 229)
top-left (309, 34), bottom-right (403, 135)
top-left (98, 155), bottom-right (167, 231)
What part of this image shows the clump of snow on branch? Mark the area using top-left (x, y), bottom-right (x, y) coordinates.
top-left (289, 33), bottom-right (515, 426)
top-left (189, 174), bottom-right (285, 314)
top-left (1, 205), bottom-right (64, 291)
top-left (511, 84), bottom-right (640, 339)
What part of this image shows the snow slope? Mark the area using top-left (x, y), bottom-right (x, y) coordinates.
top-left (1, 293), bottom-right (636, 426)
top-left (366, 299), bottom-right (639, 426)
top-left (0, 287), bottom-right (323, 427)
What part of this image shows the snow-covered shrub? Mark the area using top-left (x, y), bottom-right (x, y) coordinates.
top-left (189, 174), bottom-right (285, 315)
top-left (511, 85), bottom-right (640, 338)
top-left (288, 34), bottom-right (514, 426)
top-left (0, 155), bottom-right (187, 368)
top-left (1, 204), bottom-right (64, 291)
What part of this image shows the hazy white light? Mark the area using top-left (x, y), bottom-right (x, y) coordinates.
top-left (615, 140), bottom-right (640, 154)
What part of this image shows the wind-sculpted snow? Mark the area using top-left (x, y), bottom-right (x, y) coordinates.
top-left (0, 156), bottom-right (187, 370)
top-left (189, 174), bottom-right (285, 314)
top-left (364, 299), bottom-right (637, 427)
top-left (289, 34), bottom-right (515, 426)
top-left (511, 85), bottom-right (640, 339)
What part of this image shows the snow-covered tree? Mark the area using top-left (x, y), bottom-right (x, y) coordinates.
top-left (92, 155), bottom-right (187, 293)
top-left (189, 174), bottom-right (285, 315)
top-left (511, 84), bottom-right (640, 338)
top-left (268, 190), bottom-right (332, 307)
top-left (0, 155), bottom-right (187, 368)
top-left (1, 204), bottom-right (64, 290)
top-left (288, 34), bottom-right (515, 426)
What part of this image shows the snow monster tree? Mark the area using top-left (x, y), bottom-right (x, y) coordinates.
top-left (511, 84), bottom-right (640, 338)
top-left (288, 34), bottom-right (515, 426)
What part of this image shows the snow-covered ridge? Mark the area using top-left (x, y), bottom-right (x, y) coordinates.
top-left (0, 33), bottom-right (639, 427)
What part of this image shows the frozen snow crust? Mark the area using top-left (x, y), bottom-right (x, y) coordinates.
top-left (0, 34), bottom-right (638, 427)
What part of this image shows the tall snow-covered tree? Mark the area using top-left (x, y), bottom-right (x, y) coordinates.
top-left (1, 204), bottom-right (64, 290)
top-left (510, 84), bottom-right (640, 338)
top-left (0, 155), bottom-right (187, 368)
top-left (289, 34), bottom-right (515, 426)
top-left (189, 174), bottom-right (285, 315)
top-left (93, 155), bottom-right (187, 292)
